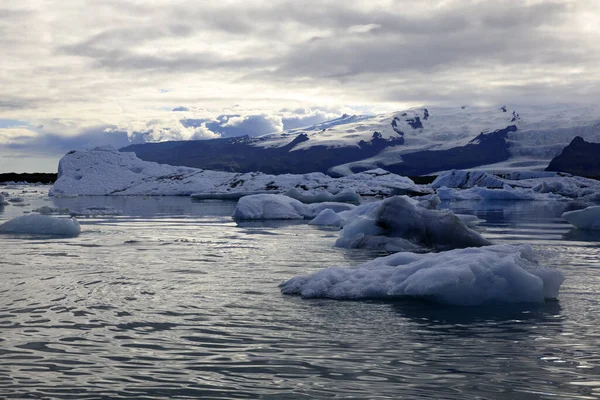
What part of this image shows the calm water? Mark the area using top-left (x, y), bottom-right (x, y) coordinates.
top-left (1, 185), bottom-right (600, 399)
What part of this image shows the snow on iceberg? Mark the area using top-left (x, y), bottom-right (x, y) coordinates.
top-left (562, 206), bottom-right (600, 230)
top-left (232, 194), bottom-right (355, 220)
top-left (280, 244), bottom-right (564, 305)
top-left (50, 147), bottom-right (430, 197)
top-left (334, 195), bottom-right (491, 252)
top-left (0, 215), bottom-right (81, 237)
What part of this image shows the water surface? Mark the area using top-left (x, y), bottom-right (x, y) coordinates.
top-left (1, 186), bottom-right (599, 399)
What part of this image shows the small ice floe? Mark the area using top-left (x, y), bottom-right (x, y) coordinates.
top-left (0, 214), bottom-right (81, 237)
top-left (280, 244), bottom-right (564, 305)
top-left (32, 206), bottom-right (71, 215)
top-left (436, 186), bottom-right (564, 201)
top-left (333, 196), bottom-right (490, 252)
top-left (562, 206), bottom-right (600, 230)
top-left (309, 209), bottom-right (345, 228)
top-left (232, 194), bottom-right (355, 220)
top-left (191, 191), bottom-right (268, 200)
top-left (8, 197), bottom-right (25, 203)
top-left (284, 188), bottom-right (361, 204)
top-left (0, 194), bottom-right (8, 206)
top-left (69, 207), bottom-right (122, 217)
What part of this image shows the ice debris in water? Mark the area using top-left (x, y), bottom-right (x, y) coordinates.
top-left (562, 206), bottom-right (600, 230)
top-left (232, 194), bottom-right (355, 220)
top-left (432, 169), bottom-right (600, 201)
top-left (284, 188), bottom-right (361, 204)
top-left (280, 244), bottom-right (564, 306)
top-left (0, 214), bottom-right (81, 237)
top-left (333, 196), bottom-right (491, 252)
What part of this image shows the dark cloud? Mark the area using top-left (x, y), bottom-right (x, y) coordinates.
top-left (6, 126), bottom-right (131, 155)
top-left (172, 106), bottom-right (190, 112)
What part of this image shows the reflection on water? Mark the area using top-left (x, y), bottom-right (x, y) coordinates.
top-left (1, 186), bottom-right (600, 399)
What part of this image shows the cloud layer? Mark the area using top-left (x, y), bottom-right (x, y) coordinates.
top-left (1, 0), bottom-right (599, 171)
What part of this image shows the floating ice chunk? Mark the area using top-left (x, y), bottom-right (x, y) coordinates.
top-left (0, 194), bottom-right (8, 206)
top-left (32, 206), bottom-right (71, 215)
top-left (0, 215), bottom-right (81, 237)
top-left (232, 194), bottom-right (355, 220)
top-left (432, 170), bottom-right (506, 189)
top-left (309, 209), bottom-right (345, 228)
top-left (233, 194), bottom-right (306, 220)
top-left (190, 191), bottom-right (268, 200)
top-left (436, 186), bottom-right (564, 201)
top-left (280, 245), bottom-right (564, 305)
top-left (284, 188), bottom-right (361, 204)
top-left (335, 196), bottom-right (491, 252)
top-left (562, 206), bottom-right (600, 230)
top-left (69, 207), bottom-right (122, 217)
top-left (455, 214), bottom-right (486, 229)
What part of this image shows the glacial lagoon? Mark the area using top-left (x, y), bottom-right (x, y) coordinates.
top-left (1, 186), bottom-right (599, 399)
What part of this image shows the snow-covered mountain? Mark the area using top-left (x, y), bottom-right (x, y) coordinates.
top-left (122, 104), bottom-right (600, 176)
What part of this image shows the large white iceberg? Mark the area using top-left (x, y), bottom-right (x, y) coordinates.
top-left (562, 206), bottom-right (600, 230)
top-left (232, 194), bottom-right (356, 220)
top-left (280, 245), bottom-right (564, 305)
top-left (0, 215), bottom-right (81, 237)
top-left (334, 196), bottom-right (491, 252)
top-left (50, 148), bottom-right (429, 197)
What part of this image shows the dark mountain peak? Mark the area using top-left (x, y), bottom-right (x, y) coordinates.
top-left (546, 136), bottom-right (600, 178)
top-left (406, 116), bottom-right (423, 129)
top-left (423, 108), bottom-right (430, 120)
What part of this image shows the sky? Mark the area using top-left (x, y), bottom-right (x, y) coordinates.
top-left (1, 0), bottom-right (599, 172)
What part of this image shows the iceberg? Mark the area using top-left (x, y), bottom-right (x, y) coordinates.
top-left (334, 196), bottom-right (491, 252)
top-left (0, 215), bottom-right (81, 237)
top-left (562, 206), bottom-right (600, 230)
top-left (232, 194), bottom-right (355, 220)
top-left (432, 169), bottom-right (600, 200)
top-left (50, 147), bottom-right (429, 197)
top-left (436, 186), bottom-right (565, 201)
top-left (280, 244), bottom-right (564, 305)
top-left (309, 209), bottom-right (345, 228)
top-left (284, 188), bottom-right (361, 204)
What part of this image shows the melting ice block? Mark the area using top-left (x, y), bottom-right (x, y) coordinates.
top-left (280, 245), bottom-right (564, 305)
top-left (0, 214), bottom-right (81, 237)
top-left (562, 206), bottom-right (600, 230)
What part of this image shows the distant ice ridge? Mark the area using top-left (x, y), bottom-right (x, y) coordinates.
top-left (50, 147), bottom-right (428, 197)
top-left (232, 194), bottom-right (355, 220)
top-left (432, 170), bottom-right (600, 201)
top-left (562, 206), bottom-right (600, 230)
top-left (0, 215), bottom-right (81, 237)
top-left (280, 244), bottom-right (564, 305)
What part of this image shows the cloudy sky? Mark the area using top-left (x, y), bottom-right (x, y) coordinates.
top-left (1, 0), bottom-right (599, 172)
